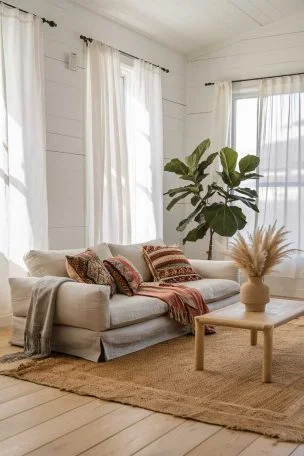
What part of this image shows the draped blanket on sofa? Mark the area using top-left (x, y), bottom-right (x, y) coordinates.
top-left (136, 283), bottom-right (215, 334)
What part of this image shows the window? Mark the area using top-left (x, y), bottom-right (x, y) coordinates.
top-left (232, 79), bottom-right (304, 248)
top-left (232, 86), bottom-right (258, 233)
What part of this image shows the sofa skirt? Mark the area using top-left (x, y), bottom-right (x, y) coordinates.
top-left (10, 316), bottom-right (189, 362)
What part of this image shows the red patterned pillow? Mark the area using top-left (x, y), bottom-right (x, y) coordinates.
top-left (142, 245), bottom-right (201, 283)
top-left (65, 248), bottom-right (116, 296)
top-left (103, 256), bottom-right (142, 296)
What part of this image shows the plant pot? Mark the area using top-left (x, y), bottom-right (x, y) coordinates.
top-left (240, 276), bottom-right (270, 312)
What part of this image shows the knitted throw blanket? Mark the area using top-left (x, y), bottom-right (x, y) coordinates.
top-left (136, 283), bottom-right (215, 335)
top-left (1, 276), bottom-right (73, 363)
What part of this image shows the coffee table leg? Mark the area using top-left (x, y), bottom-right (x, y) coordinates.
top-left (251, 329), bottom-right (257, 346)
top-left (195, 319), bottom-right (204, 370)
top-left (262, 327), bottom-right (273, 383)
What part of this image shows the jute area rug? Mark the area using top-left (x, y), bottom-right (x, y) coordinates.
top-left (1, 320), bottom-right (304, 443)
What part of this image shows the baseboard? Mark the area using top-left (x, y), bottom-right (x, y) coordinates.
top-left (0, 314), bottom-right (12, 328)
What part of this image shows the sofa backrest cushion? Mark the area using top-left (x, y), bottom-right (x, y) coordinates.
top-left (108, 239), bottom-right (165, 282)
top-left (24, 243), bottom-right (112, 277)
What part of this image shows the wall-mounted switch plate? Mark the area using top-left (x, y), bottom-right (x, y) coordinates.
top-left (68, 52), bottom-right (77, 71)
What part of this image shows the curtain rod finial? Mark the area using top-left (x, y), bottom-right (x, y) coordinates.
top-left (42, 18), bottom-right (57, 27)
top-left (80, 35), bottom-right (93, 45)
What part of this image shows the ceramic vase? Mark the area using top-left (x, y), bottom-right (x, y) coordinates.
top-left (240, 276), bottom-right (270, 312)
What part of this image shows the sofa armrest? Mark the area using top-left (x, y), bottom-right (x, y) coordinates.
top-left (9, 277), bottom-right (111, 332)
top-left (189, 260), bottom-right (240, 283)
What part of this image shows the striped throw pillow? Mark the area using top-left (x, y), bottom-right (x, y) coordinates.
top-left (142, 245), bottom-right (201, 283)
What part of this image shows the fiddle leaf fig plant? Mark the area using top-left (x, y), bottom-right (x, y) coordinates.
top-left (164, 139), bottom-right (262, 259)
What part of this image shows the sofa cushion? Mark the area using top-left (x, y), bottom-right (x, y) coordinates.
top-left (182, 279), bottom-right (240, 303)
top-left (24, 243), bottom-right (112, 277)
top-left (109, 293), bottom-right (168, 328)
top-left (108, 239), bottom-right (164, 282)
top-left (142, 244), bottom-right (201, 283)
top-left (66, 249), bottom-right (116, 296)
top-left (104, 256), bottom-right (142, 296)
top-left (109, 278), bottom-right (240, 328)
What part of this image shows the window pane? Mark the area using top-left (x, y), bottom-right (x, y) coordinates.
top-left (234, 97), bottom-right (257, 158)
top-left (233, 96), bottom-right (258, 233)
top-left (233, 89), bottom-right (304, 249)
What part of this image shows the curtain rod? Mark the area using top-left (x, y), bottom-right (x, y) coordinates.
top-left (205, 71), bottom-right (304, 86)
top-left (2, 1), bottom-right (57, 27)
top-left (80, 35), bottom-right (170, 73)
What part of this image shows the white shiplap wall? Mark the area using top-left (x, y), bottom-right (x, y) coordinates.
top-left (184, 12), bottom-right (304, 259)
top-left (9, 0), bottom-right (186, 249)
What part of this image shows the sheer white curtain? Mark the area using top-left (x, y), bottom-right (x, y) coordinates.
top-left (0, 5), bottom-right (48, 315)
top-left (128, 60), bottom-right (163, 243)
top-left (85, 42), bottom-right (131, 245)
top-left (85, 43), bottom-right (163, 245)
top-left (210, 81), bottom-right (232, 183)
top-left (257, 75), bottom-right (304, 249)
top-left (210, 81), bottom-right (232, 258)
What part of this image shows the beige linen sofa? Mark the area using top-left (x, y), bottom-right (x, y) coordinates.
top-left (9, 241), bottom-right (240, 361)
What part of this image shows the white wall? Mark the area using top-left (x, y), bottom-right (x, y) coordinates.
top-left (10, 0), bottom-right (186, 249)
top-left (184, 12), bottom-right (304, 259)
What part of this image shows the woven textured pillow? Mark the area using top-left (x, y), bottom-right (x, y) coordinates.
top-left (103, 256), bottom-right (142, 296)
top-left (66, 248), bottom-right (116, 296)
top-left (142, 245), bottom-right (202, 283)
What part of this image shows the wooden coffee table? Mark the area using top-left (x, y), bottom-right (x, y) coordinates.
top-left (195, 298), bottom-right (304, 382)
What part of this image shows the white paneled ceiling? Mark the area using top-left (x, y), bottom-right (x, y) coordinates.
top-left (69, 0), bottom-right (304, 54)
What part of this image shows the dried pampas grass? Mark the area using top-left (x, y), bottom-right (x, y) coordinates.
top-left (227, 224), bottom-right (295, 277)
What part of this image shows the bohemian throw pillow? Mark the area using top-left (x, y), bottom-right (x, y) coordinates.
top-left (66, 248), bottom-right (116, 296)
top-left (103, 256), bottom-right (142, 296)
top-left (142, 244), bottom-right (202, 283)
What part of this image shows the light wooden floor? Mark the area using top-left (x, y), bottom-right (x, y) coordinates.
top-left (0, 328), bottom-right (303, 456)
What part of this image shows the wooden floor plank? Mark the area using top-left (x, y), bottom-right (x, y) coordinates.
top-left (0, 387), bottom-right (65, 421)
top-left (186, 428), bottom-right (259, 456)
top-left (0, 381), bottom-right (44, 404)
top-left (0, 375), bottom-right (21, 390)
top-left (81, 411), bottom-right (184, 456)
top-left (132, 420), bottom-right (220, 456)
top-left (0, 392), bottom-right (92, 441)
top-left (0, 398), bottom-right (122, 455)
top-left (27, 405), bottom-right (152, 455)
top-left (291, 445), bottom-right (304, 456)
top-left (238, 436), bottom-right (298, 456)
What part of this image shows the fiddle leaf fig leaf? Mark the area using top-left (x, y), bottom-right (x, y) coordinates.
top-left (217, 170), bottom-right (241, 187)
top-left (164, 159), bottom-right (189, 176)
top-left (191, 195), bottom-right (200, 206)
top-left (220, 147), bottom-right (237, 173)
top-left (167, 192), bottom-right (190, 210)
top-left (206, 205), bottom-right (246, 237)
top-left (241, 172), bottom-right (262, 180)
top-left (237, 197), bottom-right (259, 212)
top-left (229, 171), bottom-right (242, 188)
top-left (177, 203), bottom-right (204, 232)
top-left (196, 152), bottom-right (218, 182)
top-left (180, 175), bottom-right (196, 182)
top-left (185, 139), bottom-right (211, 171)
top-left (164, 185), bottom-right (198, 197)
top-left (234, 187), bottom-right (258, 198)
top-left (239, 154), bottom-right (260, 174)
top-left (182, 223), bottom-right (209, 244)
